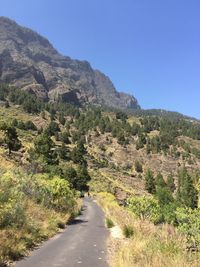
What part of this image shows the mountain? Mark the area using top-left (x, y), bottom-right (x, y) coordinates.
top-left (0, 17), bottom-right (140, 110)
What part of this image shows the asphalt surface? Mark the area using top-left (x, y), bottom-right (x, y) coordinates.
top-left (15, 197), bottom-right (109, 267)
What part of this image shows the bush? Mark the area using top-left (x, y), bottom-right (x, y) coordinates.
top-left (127, 195), bottom-right (161, 224)
top-left (33, 175), bottom-right (76, 212)
top-left (123, 225), bottom-right (134, 238)
top-left (134, 160), bottom-right (143, 173)
top-left (106, 218), bottom-right (114, 228)
top-left (25, 121), bottom-right (37, 131)
top-left (0, 172), bottom-right (26, 228)
top-left (176, 207), bottom-right (200, 250)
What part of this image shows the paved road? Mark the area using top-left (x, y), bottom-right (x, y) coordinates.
top-left (15, 197), bottom-right (109, 267)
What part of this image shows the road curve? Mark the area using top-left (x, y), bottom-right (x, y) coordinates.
top-left (15, 197), bottom-right (109, 267)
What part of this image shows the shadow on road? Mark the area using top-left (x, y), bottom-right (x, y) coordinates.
top-left (81, 205), bottom-right (87, 211)
top-left (68, 219), bottom-right (88, 225)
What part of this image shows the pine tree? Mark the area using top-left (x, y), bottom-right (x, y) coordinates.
top-left (57, 142), bottom-right (69, 160)
top-left (145, 169), bottom-right (156, 194)
top-left (166, 174), bottom-right (176, 193)
top-left (156, 186), bottom-right (174, 206)
top-left (76, 164), bottom-right (91, 191)
top-left (63, 166), bottom-right (77, 188)
top-left (71, 141), bottom-right (86, 164)
top-left (34, 133), bottom-right (57, 164)
top-left (0, 124), bottom-right (21, 155)
top-left (176, 168), bottom-right (198, 209)
top-left (156, 172), bottom-right (166, 187)
top-left (60, 131), bottom-right (71, 144)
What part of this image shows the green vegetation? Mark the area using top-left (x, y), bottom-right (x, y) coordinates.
top-left (97, 192), bottom-right (200, 267)
top-left (145, 169), bottom-right (156, 194)
top-left (134, 160), bottom-right (143, 173)
top-left (0, 169), bottom-right (79, 265)
top-left (176, 168), bottom-right (198, 209)
top-left (128, 195), bottom-right (161, 223)
top-left (123, 225), bottom-right (134, 238)
top-left (106, 217), bottom-right (115, 228)
top-left (0, 123), bottom-right (21, 155)
top-left (0, 83), bottom-right (200, 266)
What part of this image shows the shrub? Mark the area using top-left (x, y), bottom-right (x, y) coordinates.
top-left (127, 195), bottom-right (161, 224)
top-left (106, 218), bottom-right (114, 228)
top-left (34, 175), bottom-right (76, 212)
top-left (123, 225), bottom-right (134, 238)
top-left (25, 121), bottom-right (37, 131)
top-left (0, 171), bottom-right (26, 228)
top-left (134, 160), bottom-right (143, 173)
top-left (176, 207), bottom-right (200, 250)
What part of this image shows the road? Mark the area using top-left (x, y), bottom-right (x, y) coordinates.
top-left (15, 197), bottom-right (109, 267)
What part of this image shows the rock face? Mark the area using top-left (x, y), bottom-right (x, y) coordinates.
top-left (0, 17), bottom-right (140, 110)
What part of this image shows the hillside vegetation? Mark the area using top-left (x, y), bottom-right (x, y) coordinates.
top-left (0, 84), bottom-right (200, 266)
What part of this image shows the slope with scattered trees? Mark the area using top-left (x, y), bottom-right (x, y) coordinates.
top-left (0, 83), bottom-right (200, 266)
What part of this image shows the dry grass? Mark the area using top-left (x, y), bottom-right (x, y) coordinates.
top-left (0, 201), bottom-right (62, 265)
top-left (0, 105), bottom-right (33, 123)
top-left (0, 198), bottom-right (81, 266)
top-left (96, 192), bottom-right (200, 267)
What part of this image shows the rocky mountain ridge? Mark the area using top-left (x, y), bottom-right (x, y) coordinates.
top-left (0, 17), bottom-right (140, 110)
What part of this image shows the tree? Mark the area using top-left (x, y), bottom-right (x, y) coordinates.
top-left (166, 174), bottom-right (176, 193)
top-left (116, 111), bottom-right (128, 122)
top-left (17, 121), bottom-right (26, 130)
top-left (117, 132), bottom-right (126, 145)
top-left (145, 169), bottom-right (156, 194)
top-left (57, 142), bottom-right (69, 160)
top-left (176, 207), bottom-right (200, 249)
top-left (76, 164), bottom-right (91, 191)
top-left (0, 125), bottom-right (21, 155)
top-left (176, 168), bottom-right (198, 209)
top-left (11, 118), bottom-right (18, 127)
top-left (155, 172), bottom-right (166, 188)
top-left (34, 133), bottom-right (57, 164)
top-left (127, 195), bottom-right (161, 223)
top-left (136, 133), bottom-right (146, 150)
top-left (45, 121), bottom-right (60, 136)
top-left (25, 121), bottom-right (37, 131)
top-left (64, 165), bottom-right (91, 191)
top-left (63, 166), bottom-right (77, 188)
top-left (71, 141), bottom-right (87, 164)
top-left (156, 186), bottom-right (173, 206)
top-left (60, 131), bottom-right (71, 144)
top-left (58, 113), bottom-right (66, 125)
top-left (150, 136), bottom-right (161, 153)
top-left (131, 123), bottom-right (140, 136)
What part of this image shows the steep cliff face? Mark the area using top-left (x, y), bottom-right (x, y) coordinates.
top-left (0, 17), bottom-right (140, 110)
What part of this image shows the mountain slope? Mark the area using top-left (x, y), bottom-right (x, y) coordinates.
top-left (0, 16), bottom-right (140, 110)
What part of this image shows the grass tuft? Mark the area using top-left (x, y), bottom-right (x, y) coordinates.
top-left (106, 217), bottom-right (115, 228)
top-left (123, 225), bottom-right (134, 238)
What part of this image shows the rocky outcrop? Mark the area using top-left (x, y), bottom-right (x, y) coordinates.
top-left (0, 17), bottom-right (140, 110)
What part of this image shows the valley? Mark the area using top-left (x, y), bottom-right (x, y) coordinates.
top-left (0, 16), bottom-right (200, 267)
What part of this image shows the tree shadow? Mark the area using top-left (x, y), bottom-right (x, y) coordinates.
top-left (81, 205), bottom-right (87, 212)
top-left (68, 219), bottom-right (88, 225)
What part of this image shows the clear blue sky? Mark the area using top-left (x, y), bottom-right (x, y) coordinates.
top-left (1, 0), bottom-right (200, 118)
